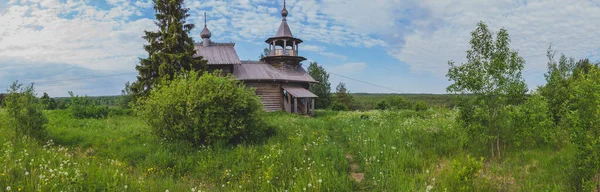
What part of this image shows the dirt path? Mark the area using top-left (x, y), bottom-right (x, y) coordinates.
top-left (325, 120), bottom-right (368, 190)
top-left (345, 153), bottom-right (364, 183)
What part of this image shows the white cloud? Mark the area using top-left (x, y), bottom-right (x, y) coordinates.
top-left (186, 0), bottom-right (387, 48)
top-left (0, 0), bottom-right (155, 72)
top-left (328, 62), bottom-right (367, 75)
top-left (392, 0), bottom-right (600, 79)
top-left (302, 44), bottom-right (347, 60)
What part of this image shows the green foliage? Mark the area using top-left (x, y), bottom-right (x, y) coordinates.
top-left (447, 21), bottom-right (527, 158)
top-left (0, 105), bottom-right (578, 191)
top-left (259, 48), bottom-right (269, 59)
top-left (120, 81), bottom-right (134, 108)
top-left (40, 92), bottom-right (59, 110)
top-left (441, 154), bottom-right (485, 191)
top-left (333, 82), bottom-right (354, 111)
top-left (375, 99), bottom-right (390, 110)
top-left (0, 93), bottom-right (5, 107)
top-left (307, 62), bottom-right (332, 109)
top-left (3, 81), bottom-right (48, 140)
top-left (566, 66), bottom-right (600, 190)
top-left (354, 93), bottom-right (461, 110)
top-left (508, 93), bottom-right (559, 149)
top-left (330, 102), bottom-right (348, 111)
top-left (68, 92), bottom-right (110, 119)
top-left (539, 46), bottom-right (576, 126)
top-left (414, 101), bottom-right (429, 111)
top-left (131, 0), bottom-right (207, 98)
top-left (375, 96), bottom-right (417, 110)
top-left (135, 71), bottom-right (269, 146)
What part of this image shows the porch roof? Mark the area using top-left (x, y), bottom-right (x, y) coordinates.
top-left (282, 85), bottom-right (318, 98)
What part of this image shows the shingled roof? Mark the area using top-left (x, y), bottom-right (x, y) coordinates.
top-left (234, 61), bottom-right (317, 83)
top-left (275, 20), bottom-right (293, 38)
top-left (194, 43), bottom-right (241, 65)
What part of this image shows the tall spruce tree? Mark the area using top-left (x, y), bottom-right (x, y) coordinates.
top-left (307, 62), bottom-right (332, 109)
top-left (132, 0), bottom-right (207, 97)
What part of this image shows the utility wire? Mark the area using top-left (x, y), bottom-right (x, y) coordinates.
top-left (33, 72), bottom-right (137, 85)
top-left (329, 72), bottom-right (403, 93)
top-left (0, 72), bottom-right (137, 91)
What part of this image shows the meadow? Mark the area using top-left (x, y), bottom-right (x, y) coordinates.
top-left (0, 107), bottom-right (572, 191)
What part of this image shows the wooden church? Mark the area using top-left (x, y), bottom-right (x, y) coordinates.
top-left (194, 1), bottom-right (318, 115)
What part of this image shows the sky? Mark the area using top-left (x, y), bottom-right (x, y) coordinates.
top-left (1, 0), bottom-right (599, 97)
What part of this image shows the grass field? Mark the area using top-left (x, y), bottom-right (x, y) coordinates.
top-left (0, 108), bottom-right (573, 191)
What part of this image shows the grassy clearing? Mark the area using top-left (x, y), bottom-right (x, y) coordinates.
top-left (0, 108), bottom-right (574, 191)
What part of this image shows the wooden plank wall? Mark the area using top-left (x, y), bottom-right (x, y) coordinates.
top-left (246, 83), bottom-right (283, 112)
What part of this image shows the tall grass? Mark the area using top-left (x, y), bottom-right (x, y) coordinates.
top-left (0, 108), bottom-right (574, 191)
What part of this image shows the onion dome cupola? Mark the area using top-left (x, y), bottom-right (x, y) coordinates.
top-left (263, 0), bottom-right (306, 63)
top-left (200, 12), bottom-right (212, 46)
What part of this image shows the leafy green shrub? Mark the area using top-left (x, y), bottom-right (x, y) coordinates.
top-left (331, 102), bottom-right (349, 111)
top-left (375, 96), bottom-right (415, 110)
top-left (68, 92), bottom-right (110, 119)
top-left (135, 71), bottom-right (269, 146)
top-left (4, 81), bottom-right (48, 140)
top-left (0, 93), bottom-right (5, 107)
top-left (441, 154), bottom-right (486, 191)
top-left (508, 93), bottom-right (559, 149)
top-left (40, 92), bottom-right (58, 110)
top-left (108, 108), bottom-right (133, 117)
top-left (375, 99), bottom-right (390, 110)
top-left (414, 101), bottom-right (429, 111)
top-left (566, 67), bottom-right (600, 191)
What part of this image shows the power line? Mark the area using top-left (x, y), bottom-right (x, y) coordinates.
top-left (329, 72), bottom-right (403, 93)
top-left (33, 72), bottom-right (137, 85)
top-left (0, 72), bottom-right (137, 91)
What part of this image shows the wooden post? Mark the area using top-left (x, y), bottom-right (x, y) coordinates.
top-left (311, 98), bottom-right (315, 116)
top-left (284, 40), bottom-right (287, 55)
top-left (294, 97), bottom-right (297, 114)
top-left (304, 98), bottom-right (308, 115)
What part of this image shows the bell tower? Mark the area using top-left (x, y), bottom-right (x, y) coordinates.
top-left (262, 0), bottom-right (307, 70)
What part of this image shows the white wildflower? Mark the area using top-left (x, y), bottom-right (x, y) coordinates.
top-left (6, 186), bottom-right (11, 191)
top-left (124, 185), bottom-right (128, 189)
top-left (426, 185), bottom-right (433, 192)
top-left (308, 183), bottom-right (312, 187)
top-left (25, 171), bottom-right (29, 176)
top-left (318, 179), bottom-right (322, 183)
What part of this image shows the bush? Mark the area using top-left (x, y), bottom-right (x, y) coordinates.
top-left (376, 96), bottom-right (416, 111)
top-left (68, 92), bottom-right (110, 119)
top-left (375, 100), bottom-right (390, 110)
top-left (441, 154), bottom-right (487, 191)
top-left (135, 71), bottom-right (269, 146)
top-left (4, 81), bottom-right (48, 140)
top-left (508, 93), bottom-right (559, 149)
top-left (331, 102), bottom-right (349, 111)
top-left (40, 92), bottom-right (58, 110)
top-left (566, 67), bottom-right (600, 191)
top-left (0, 93), bottom-right (5, 107)
top-left (414, 101), bottom-right (429, 111)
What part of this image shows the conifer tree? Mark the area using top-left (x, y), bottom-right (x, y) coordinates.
top-left (333, 82), bottom-right (354, 110)
top-left (132, 0), bottom-right (207, 97)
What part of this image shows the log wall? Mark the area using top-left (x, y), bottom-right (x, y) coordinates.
top-left (246, 83), bottom-right (283, 112)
